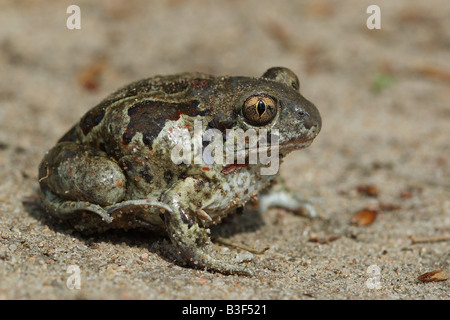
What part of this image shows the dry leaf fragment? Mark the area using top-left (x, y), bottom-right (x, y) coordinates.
top-left (306, 2), bottom-right (334, 17)
top-left (417, 270), bottom-right (449, 282)
top-left (357, 185), bottom-right (379, 197)
top-left (77, 59), bottom-right (107, 91)
top-left (351, 209), bottom-right (378, 226)
top-left (309, 236), bottom-right (340, 244)
top-left (377, 203), bottom-right (402, 211)
top-left (399, 191), bottom-right (412, 199)
top-left (409, 235), bottom-right (450, 244)
top-left (416, 65), bottom-right (450, 83)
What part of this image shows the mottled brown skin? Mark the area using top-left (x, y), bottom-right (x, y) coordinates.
top-left (38, 67), bottom-right (321, 275)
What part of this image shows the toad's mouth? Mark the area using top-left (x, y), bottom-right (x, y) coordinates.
top-left (278, 137), bottom-right (315, 151)
top-left (230, 136), bottom-right (315, 157)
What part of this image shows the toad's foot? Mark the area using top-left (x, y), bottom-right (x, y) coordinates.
top-left (164, 206), bottom-right (253, 276)
top-left (162, 176), bottom-right (253, 276)
top-left (258, 176), bottom-right (318, 218)
top-left (108, 199), bottom-right (254, 275)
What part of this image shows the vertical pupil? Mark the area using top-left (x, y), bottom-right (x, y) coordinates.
top-left (257, 100), bottom-right (266, 116)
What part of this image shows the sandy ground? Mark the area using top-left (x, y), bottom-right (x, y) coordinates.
top-left (0, 0), bottom-right (449, 300)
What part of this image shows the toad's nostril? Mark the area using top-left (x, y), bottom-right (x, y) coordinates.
top-left (299, 111), bottom-right (313, 129)
top-left (304, 119), bottom-right (313, 129)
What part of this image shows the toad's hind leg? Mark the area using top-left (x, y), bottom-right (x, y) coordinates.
top-left (38, 141), bottom-right (127, 222)
top-left (39, 186), bottom-right (113, 222)
top-left (162, 177), bottom-right (253, 276)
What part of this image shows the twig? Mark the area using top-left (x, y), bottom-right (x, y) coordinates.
top-left (212, 237), bottom-right (270, 254)
top-left (409, 235), bottom-right (450, 244)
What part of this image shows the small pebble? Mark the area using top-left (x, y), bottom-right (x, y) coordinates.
top-left (140, 252), bottom-right (149, 262)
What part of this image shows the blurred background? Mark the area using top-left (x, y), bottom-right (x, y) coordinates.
top-left (0, 0), bottom-right (449, 299)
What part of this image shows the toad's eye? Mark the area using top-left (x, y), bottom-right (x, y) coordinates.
top-left (242, 94), bottom-right (278, 126)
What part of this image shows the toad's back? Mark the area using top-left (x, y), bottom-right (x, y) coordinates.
top-left (58, 73), bottom-right (217, 155)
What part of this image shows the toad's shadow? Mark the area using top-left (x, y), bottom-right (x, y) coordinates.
top-left (23, 192), bottom-right (265, 268)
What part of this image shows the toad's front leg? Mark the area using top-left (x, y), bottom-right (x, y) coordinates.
top-left (161, 176), bottom-right (252, 276)
top-left (258, 175), bottom-right (317, 218)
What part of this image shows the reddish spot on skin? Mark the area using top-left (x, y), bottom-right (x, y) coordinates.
top-left (116, 181), bottom-right (123, 187)
top-left (128, 107), bottom-right (142, 117)
top-left (133, 156), bottom-right (143, 165)
top-left (69, 167), bottom-right (73, 178)
top-left (123, 128), bottom-right (132, 143)
top-left (221, 163), bottom-right (248, 175)
top-left (250, 195), bottom-right (258, 207)
top-left (168, 110), bottom-right (187, 121)
top-left (121, 140), bottom-right (130, 152)
top-left (190, 79), bottom-right (212, 90)
top-left (202, 167), bottom-right (210, 171)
